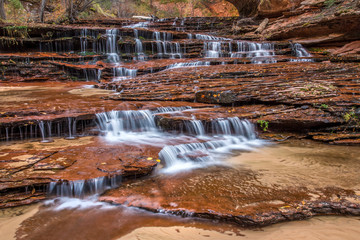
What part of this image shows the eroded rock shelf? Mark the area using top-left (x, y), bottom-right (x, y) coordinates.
top-left (1, 1), bottom-right (360, 231)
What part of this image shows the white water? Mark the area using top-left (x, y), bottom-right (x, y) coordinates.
top-left (159, 117), bottom-right (262, 173)
top-left (195, 34), bottom-right (230, 41)
top-left (48, 175), bottom-right (122, 198)
top-left (204, 42), bottom-right (224, 58)
top-left (43, 196), bottom-right (115, 211)
top-left (202, 41), bottom-right (277, 63)
top-left (105, 29), bottom-right (121, 63)
top-left (159, 137), bottom-right (264, 174)
top-left (96, 109), bottom-right (264, 173)
top-left (166, 61), bottom-right (210, 69)
top-left (124, 21), bottom-right (149, 29)
top-left (185, 119), bottom-right (205, 136)
top-left (290, 43), bottom-right (314, 62)
top-left (153, 41), bottom-right (183, 59)
top-left (113, 67), bottom-right (137, 80)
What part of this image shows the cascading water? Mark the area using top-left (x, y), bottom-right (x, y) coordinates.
top-left (185, 119), bottom-right (205, 136)
top-left (290, 43), bottom-right (313, 62)
top-left (158, 117), bottom-right (263, 173)
top-left (38, 120), bottom-right (54, 143)
top-left (154, 106), bottom-right (192, 113)
top-left (204, 42), bottom-right (224, 58)
top-left (123, 21), bottom-right (149, 29)
top-left (65, 117), bottom-right (77, 140)
top-left (195, 34), bottom-right (230, 41)
top-left (84, 69), bottom-right (102, 82)
top-left (134, 32), bottom-right (146, 61)
top-left (166, 61), bottom-right (210, 69)
top-left (80, 28), bottom-right (88, 54)
top-left (202, 40), bottom-right (276, 63)
top-left (96, 110), bottom-right (158, 140)
top-left (48, 175), bottom-right (122, 198)
top-left (96, 107), bottom-right (194, 139)
top-left (113, 67), bottom-right (137, 80)
top-left (105, 29), bottom-right (121, 63)
top-left (152, 31), bottom-right (183, 59)
top-left (230, 42), bottom-right (275, 58)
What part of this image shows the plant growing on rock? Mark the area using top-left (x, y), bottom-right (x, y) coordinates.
top-left (343, 108), bottom-right (359, 124)
top-left (4, 26), bottom-right (30, 39)
top-left (324, 0), bottom-right (336, 8)
top-left (257, 120), bottom-right (269, 132)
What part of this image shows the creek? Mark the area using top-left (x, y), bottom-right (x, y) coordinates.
top-left (0, 17), bottom-right (359, 239)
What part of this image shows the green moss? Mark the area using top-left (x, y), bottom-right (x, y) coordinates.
top-left (257, 120), bottom-right (269, 132)
top-left (4, 26), bottom-right (30, 39)
top-left (79, 51), bottom-right (96, 56)
top-left (324, 0), bottom-right (336, 8)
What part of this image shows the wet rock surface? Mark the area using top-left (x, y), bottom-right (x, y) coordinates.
top-left (0, 7), bottom-right (359, 230)
top-left (0, 137), bottom-right (159, 208)
top-left (100, 141), bottom-right (360, 226)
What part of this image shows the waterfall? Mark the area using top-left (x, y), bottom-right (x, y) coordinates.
top-left (290, 43), bottom-right (314, 62)
top-left (152, 35), bottom-right (183, 59)
top-left (83, 69), bottom-right (102, 82)
top-left (134, 33), bottom-right (146, 60)
top-left (154, 106), bottom-right (192, 113)
top-left (166, 61), bottom-right (210, 69)
top-left (113, 67), bottom-right (137, 80)
top-left (48, 175), bottom-right (122, 198)
top-left (96, 110), bottom-right (158, 138)
top-left (96, 107), bottom-right (195, 139)
top-left (195, 34), bottom-right (230, 41)
top-left (105, 29), bottom-right (120, 63)
top-left (292, 43), bottom-right (311, 57)
top-left (66, 117), bottom-right (77, 140)
top-left (211, 118), bottom-right (256, 139)
top-left (80, 28), bottom-right (88, 53)
top-left (38, 120), bottom-right (46, 142)
top-left (38, 120), bottom-right (53, 143)
top-left (229, 41), bottom-right (277, 64)
top-left (204, 42), bottom-right (223, 58)
top-left (185, 119), bottom-right (205, 136)
top-left (123, 21), bottom-right (149, 29)
top-left (159, 117), bottom-right (262, 173)
top-left (95, 109), bottom-right (263, 173)
top-left (152, 31), bottom-right (173, 41)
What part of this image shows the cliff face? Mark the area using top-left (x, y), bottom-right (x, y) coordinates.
top-left (262, 0), bottom-right (360, 45)
top-left (227, 0), bottom-right (360, 57)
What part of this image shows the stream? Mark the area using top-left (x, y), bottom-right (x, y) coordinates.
top-left (0, 16), bottom-right (359, 239)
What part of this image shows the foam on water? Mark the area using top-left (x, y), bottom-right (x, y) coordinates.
top-left (43, 196), bottom-right (115, 211)
top-left (160, 137), bottom-right (264, 174)
top-left (290, 43), bottom-right (314, 62)
top-left (96, 109), bottom-right (265, 173)
top-left (166, 61), bottom-right (210, 69)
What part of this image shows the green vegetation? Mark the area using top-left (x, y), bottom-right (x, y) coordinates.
top-left (343, 108), bottom-right (359, 124)
top-left (320, 104), bottom-right (329, 109)
top-left (257, 120), bottom-right (269, 132)
top-left (0, 0), bottom-right (239, 22)
top-left (79, 51), bottom-right (96, 56)
top-left (4, 25), bottom-right (29, 39)
top-left (309, 48), bottom-right (330, 55)
top-left (324, 0), bottom-right (336, 8)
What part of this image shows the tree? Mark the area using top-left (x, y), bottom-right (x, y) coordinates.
top-left (40, 0), bottom-right (47, 22)
top-left (65, 0), bottom-right (105, 22)
top-left (0, 0), bottom-right (5, 20)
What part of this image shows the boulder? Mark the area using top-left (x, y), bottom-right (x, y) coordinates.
top-left (332, 41), bottom-right (360, 56)
top-left (258, 0), bottom-right (294, 18)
